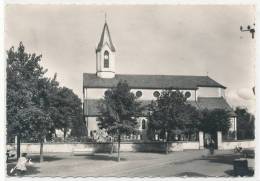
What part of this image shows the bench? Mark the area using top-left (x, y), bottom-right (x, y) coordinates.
top-left (72, 148), bottom-right (95, 156)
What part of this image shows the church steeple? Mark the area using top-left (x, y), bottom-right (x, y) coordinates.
top-left (96, 19), bottom-right (116, 79)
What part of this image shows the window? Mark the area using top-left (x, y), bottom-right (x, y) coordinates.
top-left (153, 91), bottom-right (160, 98)
top-left (104, 90), bottom-right (110, 96)
top-left (136, 91), bottom-right (142, 98)
top-left (104, 51), bottom-right (109, 68)
top-left (142, 119), bottom-right (146, 129)
top-left (185, 91), bottom-right (191, 98)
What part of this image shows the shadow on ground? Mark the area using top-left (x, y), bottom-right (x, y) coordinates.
top-left (174, 172), bottom-right (209, 177)
top-left (6, 163), bottom-right (40, 177)
top-left (200, 153), bottom-right (254, 177)
top-left (84, 154), bottom-right (127, 161)
top-left (29, 155), bottom-right (63, 163)
top-left (200, 153), bottom-right (242, 165)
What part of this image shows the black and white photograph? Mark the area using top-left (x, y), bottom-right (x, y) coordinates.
top-left (2, 3), bottom-right (257, 178)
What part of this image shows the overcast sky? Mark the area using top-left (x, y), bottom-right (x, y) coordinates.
top-left (5, 5), bottom-right (256, 113)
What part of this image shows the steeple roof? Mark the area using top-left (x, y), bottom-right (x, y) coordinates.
top-left (96, 22), bottom-right (116, 52)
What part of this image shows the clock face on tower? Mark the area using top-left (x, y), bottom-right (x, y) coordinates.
top-left (104, 54), bottom-right (109, 59)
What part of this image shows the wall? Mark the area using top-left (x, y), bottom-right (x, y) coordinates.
top-left (86, 116), bottom-right (147, 138)
top-left (7, 141), bottom-right (200, 154)
top-left (196, 87), bottom-right (223, 98)
top-left (86, 88), bottom-right (196, 101)
top-left (219, 140), bottom-right (255, 150)
top-left (217, 131), bottom-right (255, 150)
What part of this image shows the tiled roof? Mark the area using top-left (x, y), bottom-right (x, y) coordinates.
top-left (83, 73), bottom-right (226, 89)
top-left (96, 23), bottom-right (116, 52)
top-left (84, 97), bottom-right (235, 117)
top-left (197, 97), bottom-right (236, 116)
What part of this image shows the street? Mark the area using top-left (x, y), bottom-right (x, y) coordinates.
top-left (7, 150), bottom-right (254, 177)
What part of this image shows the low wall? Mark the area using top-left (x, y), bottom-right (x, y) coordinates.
top-left (7, 141), bottom-right (200, 154)
top-left (219, 140), bottom-right (255, 150)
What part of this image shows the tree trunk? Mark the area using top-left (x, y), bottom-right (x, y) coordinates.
top-left (16, 134), bottom-right (21, 160)
top-left (40, 139), bottom-right (44, 162)
top-left (165, 131), bottom-right (168, 154)
top-left (117, 134), bottom-right (121, 162)
top-left (63, 128), bottom-right (67, 141)
top-left (110, 136), bottom-right (114, 154)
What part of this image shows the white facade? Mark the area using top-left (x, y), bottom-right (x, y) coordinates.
top-left (84, 88), bottom-right (196, 101)
top-left (196, 87), bottom-right (225, 99)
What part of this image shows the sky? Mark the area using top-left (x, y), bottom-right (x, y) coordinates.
top-left (4, 5), bottom-right (256, 113)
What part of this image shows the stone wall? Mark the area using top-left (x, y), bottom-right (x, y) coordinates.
top-left (217, 131), bottom-right (255, 150)
top-left (7, 141), bottom-right (200, 154)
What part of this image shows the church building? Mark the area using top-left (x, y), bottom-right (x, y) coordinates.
top-left (83, 21), bottom-right (237, 141)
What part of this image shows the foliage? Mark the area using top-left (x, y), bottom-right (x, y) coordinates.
top-left (49, 86), bottom-right (86, 139)
top-left (97, 81), bottom-right (143, 161)
top-left (6, 42), bottom-right (46, 141)
top-left (235, 107), bottom-right (255, 140)
top-left (147, 89), bottom-right (200, 141)
top-left (199, 108), bottom-right (231, 141)
top-left (6, 42), bottom-right (85, 161)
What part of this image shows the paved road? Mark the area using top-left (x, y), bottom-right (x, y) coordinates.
top-left (7, 150), bottom-right (254, 177)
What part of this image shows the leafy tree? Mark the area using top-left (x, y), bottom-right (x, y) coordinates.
top-left (6, 42), bottom-right (46, 158)
top-left (6, 42), bottom-right (85, 162)
top-left (50, 86), bottom-right (86, 140)
top-left (235, 107), bottom-right (255, 140)
top-left (147, 89), bottom-right (199, 153)
top-left (199, 109), bottom-right (231, 143)
top-left (97, 81), bottom-right (142, 161)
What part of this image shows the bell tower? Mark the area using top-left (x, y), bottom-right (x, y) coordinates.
top-left (96, 19), bottom-right (116, 78)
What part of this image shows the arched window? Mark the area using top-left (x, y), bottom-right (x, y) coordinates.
top-left (142, 119), bottom-right (146, 129)
top-left (104, 51), bottom-right (109, 68)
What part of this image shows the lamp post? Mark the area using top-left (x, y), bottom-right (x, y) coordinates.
top-left (240, 24), bottom-right (255, 39)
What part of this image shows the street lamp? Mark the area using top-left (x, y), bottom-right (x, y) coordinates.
top-left (240, 24), bottom-right (255, 39)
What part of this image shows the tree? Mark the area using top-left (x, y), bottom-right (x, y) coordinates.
top-left (97, 81), bottom-right (142, 161)
top-left (147, 89), bottom-right (199, 153)
top-left (6, 42), bottom-right (85, 162)
top-left (50, 86), bottom-right (86, 140)
top-left (199, 109), bottom-right (231, 143)
top-left (6, 42), bottom-right (46, 158)
top-left (235, 107), bottom-right (255, 140)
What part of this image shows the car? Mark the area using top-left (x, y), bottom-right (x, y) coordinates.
top-left (242, 148), bottom-right (255, 158)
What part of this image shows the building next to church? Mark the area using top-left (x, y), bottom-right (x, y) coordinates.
top-left (83, 21), bottom-right (237, 141)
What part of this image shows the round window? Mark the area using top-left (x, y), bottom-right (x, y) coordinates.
top-left (153, 91), bottom-right (160, 98)
top-left (136, 91), bottom-right (142, 98)
top-left (104, 90), bottom-right (111, 96)
top-left (185, 91), bottom-right (191, 98)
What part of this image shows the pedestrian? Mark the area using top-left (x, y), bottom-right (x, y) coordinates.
top-left (209, 140), bottom-right (215, 155)
top-left (10, 153), bottom-right (32, 176)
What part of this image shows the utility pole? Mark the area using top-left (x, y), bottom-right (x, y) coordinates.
top-left (240, 23), bottom-right (256, 95)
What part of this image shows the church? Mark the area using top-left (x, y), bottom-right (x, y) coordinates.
top-left (83, 21), bottom-right (237, 141)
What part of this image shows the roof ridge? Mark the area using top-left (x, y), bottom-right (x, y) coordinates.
top-left (116, 73), bottom-right (209, 77)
